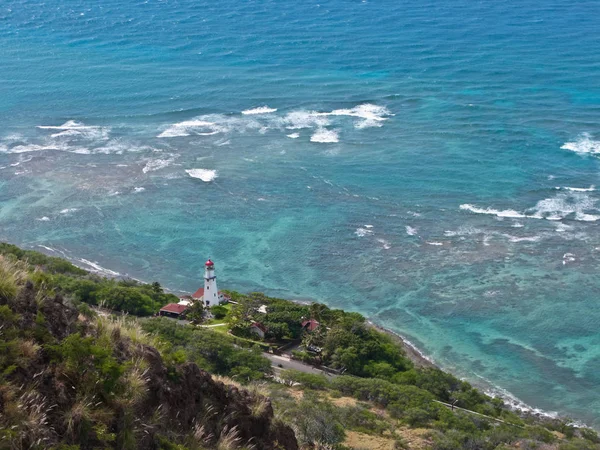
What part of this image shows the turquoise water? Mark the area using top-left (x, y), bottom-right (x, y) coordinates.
top-left (2, 0), bottom-right (600, 425)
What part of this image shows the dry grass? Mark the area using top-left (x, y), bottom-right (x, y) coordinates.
top-left (343, 431), bottom-right (398, 450)
top-left (212, 375), bottom-right (243, 390)
top-left (17, 339), bottom-right (41, 361)
top-left (122, 359), bottom-right (150, 406)
top-left (0, 255), bottom-right (28, 301)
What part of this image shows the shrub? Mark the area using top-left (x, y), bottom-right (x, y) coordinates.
top-left (211, 305), bottom-right (228, 319)
top-left (280, 370), bottom-right (329, 390)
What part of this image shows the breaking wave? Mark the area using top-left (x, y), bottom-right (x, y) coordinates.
top-left (310, 128), bottom-right (339, 143)
top-left (242, 106), bottom-right (277, 115)
top-left (142, 155), bottom-right (177, 173)
top-left (186, 168), bottom-right (218, 182)
top-left (460, 191), bottom-right (600, 222)
top-left (37, 120), bottom-right (110, 141)
top-left (323, 104), bottom-right (393, 128)
top-left (158, 119), bottom-right (222, 138)
top-left (561, 133), bottom-right (600, 155)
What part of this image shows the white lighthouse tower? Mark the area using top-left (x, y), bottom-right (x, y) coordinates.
top-left (203, 259), bottom-right (220, 306)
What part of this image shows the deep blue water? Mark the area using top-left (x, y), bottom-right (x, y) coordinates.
top-left (2, 0), bottom-right (600, 425)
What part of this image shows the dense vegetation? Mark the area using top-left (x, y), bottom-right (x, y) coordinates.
top-left (2, 243), bottom-right (600, 450)
top-left (0, 243), bottom-right (179, 316)
top-left (0, 250), bottom-right (296, 449)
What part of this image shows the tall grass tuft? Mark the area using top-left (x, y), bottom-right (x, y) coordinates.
top-left (0, 255), bottom-right (27, 301)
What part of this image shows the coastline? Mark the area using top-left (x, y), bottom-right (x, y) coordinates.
top-left (27, 243), bottom-right (582, 427)
top-left (366, 320), bottom-right (436, 369)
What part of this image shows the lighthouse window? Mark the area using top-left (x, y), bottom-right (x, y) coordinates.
top-left (206, 286), bottom-right (209, 290)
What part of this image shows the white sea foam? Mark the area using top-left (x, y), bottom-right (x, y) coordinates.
top-left (158, 120), bottom-right (221, 138)
top-left (563, 253), bottom-right (576, 265)
top-left (133, 187), bottom-right (145, 193)
top-left (186, 168), bottom-right (218, 182)
top-left (287, 133), bottom-right (300, 139)
top-left (59, 208), bottom-right (78, 215)
top-left (561, 133), bottom-right (600, 155)
top-left (427, 242), bottom-right (443, 246)
top-left (461, 192), bottom-right (600, 223)
top-left (556, 185), bottom-right (596, 192)
top-left (242, 106), bottom-right (277, 115)
top-left (75, 258), bottom-right (120, 277)
top-left (38, 120), bottom-right (110, 141)
top-left (310, 128), bottom-right (339, 143)
top-left (364, 224), bottom-right (374, 228)
top-left (377, 238), bottom-right (391, 249)
top-left (324, 103), bottom-right (393, 128)
top-left (36, 216), bottom-right (51, 222)
top-left (502, 234), bottom-right (541, 243)
top-left (530, 193), bottom-right (600, 222)
top-left (283, 111), bottom-right (330, 130)
top-left (405, 226), bottom-right (417, 236)
top-left (459, 204), bottom-right (527, 218)
top-left (354, 227), bottom-right (373, 237)
top-left (143, 157), bottom-right (175, 173)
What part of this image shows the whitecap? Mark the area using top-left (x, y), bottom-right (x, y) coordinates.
top-left (310, 128), bottom-right (339, 143)
top-left (324, 103), bottom-right (393, 128)
top-left (377, 238), bottom-right (391, 249)
top-left (158, 120), bottom-right (221, 138)
top-left (459, 204), bottom-right (526, 219)
top-left (282, 111), bottom-right (330, 130)
top-left (59, 208), bottom-right (78, 215)
top-left (461, 192), bottom-right (600, 223)
top-left (287, 133), bottom-right (300, 139)
top-left (38, 120), bottom-right (110, 141)
top-left (405, 226), bottom-right (417, 236)
top-left (354, 227), bottom-right (373, 237)
top-left (556, 185), bottom-right (596, 192)
top-left (502, 234), bottom-right (541, 243)
top-left (133, 187), bottom-right (145, 193)
top-left (36, 216), bottom-right (51, 222)
top-left (561, 133), bottom-right (600, 155)
top-left (242, 106), bottom-right (277, 115)
top-left (143, 157), bottom-right (175, 173)
top-left (364, 224), bottom-right (374, 228)
top-left (426, 242), bottom-right (443, 246)
top-left (186, 168), bottom-right (218, 182)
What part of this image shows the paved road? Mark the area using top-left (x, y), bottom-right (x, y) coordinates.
top-left (263, 353), bottom-right (337, 378)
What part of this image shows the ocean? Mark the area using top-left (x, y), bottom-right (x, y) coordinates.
top-left (1, 0), bottom-right (600, 426)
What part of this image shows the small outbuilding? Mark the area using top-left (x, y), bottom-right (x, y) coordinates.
top-left (249, 322), bottom-right (267, 339)
top-left (301, 319), bottom-right (320, 332)
top-left (159, 303), bottom-right (188, 319)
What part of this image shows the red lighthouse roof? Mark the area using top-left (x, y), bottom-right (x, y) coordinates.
top-left (205, 259), bottom-right (214, 266)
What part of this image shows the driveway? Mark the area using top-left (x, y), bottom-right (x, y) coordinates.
top-left (264, 353), bottom-right (337, 378)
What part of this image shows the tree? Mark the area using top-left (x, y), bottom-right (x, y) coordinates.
top-left (151, 282), bottom-right (163, 294)
top-left (187, 301), bottom-right (205, 324)
top-left (210, 305), bottom-right (228, 320)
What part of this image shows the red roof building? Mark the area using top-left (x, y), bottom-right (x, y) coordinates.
top-left (191, 288), bottom-right (205, 299)
top-left (159, 303), bottom-right (188, 318)
top-left (301, 319), bottom-right (320, 332)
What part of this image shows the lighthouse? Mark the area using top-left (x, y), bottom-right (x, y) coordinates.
top-left (204, 259), bottom-right (220, 306)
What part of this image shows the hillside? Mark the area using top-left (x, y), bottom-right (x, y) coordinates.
top-left (1, 243), bottom-right (600, 450)
top-left (0, 253), bottom-right (296, 449)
